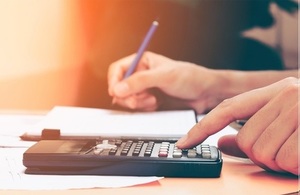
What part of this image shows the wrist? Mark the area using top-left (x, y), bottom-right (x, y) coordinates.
top-left (209, 70), bottom-right (260, 107)
top-left (198, 68), bottom-right (297, 112)
top-left (192, 68), bottom-right (241, 111)
top-left (212, 69), bottom-right (294, 100)
top-left (214, 70), bottom-right (248, 99)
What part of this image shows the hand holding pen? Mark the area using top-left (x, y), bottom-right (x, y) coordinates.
top-left (107, 20), bottom-right (225, 112)
top-left (109, 21), bottom-right (159, 106)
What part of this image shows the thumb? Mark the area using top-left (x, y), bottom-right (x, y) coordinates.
top-left (218, 135), bottom-right (248, 158)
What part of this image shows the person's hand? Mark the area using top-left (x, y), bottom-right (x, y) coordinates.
top-left (177, 77), bottom-right (299, 175)
top-left (108, 51), bottom-right (224, 113)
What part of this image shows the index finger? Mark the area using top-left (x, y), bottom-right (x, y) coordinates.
top-left (176, 87), bottom-right (273, 148)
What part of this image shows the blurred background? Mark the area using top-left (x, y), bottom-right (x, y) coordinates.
top-left (0, 0), bottom-right (298, 111)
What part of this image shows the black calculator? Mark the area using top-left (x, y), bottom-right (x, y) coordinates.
top-left (23, 139), bottom-right (222, 178)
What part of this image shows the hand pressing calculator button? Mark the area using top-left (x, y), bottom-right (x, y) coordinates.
top-left (23, 139), bottom-right (223, 178)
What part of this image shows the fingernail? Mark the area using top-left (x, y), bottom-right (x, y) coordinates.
top-left (114, 82), bottom-right (129, 96)
top-left (176, 135), bottom-right (188, 147)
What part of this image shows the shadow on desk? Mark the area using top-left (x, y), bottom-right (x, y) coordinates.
top-left (1, 156), bottom-right (298, 195)
top-left (225, 159), bottom-right (297, 180)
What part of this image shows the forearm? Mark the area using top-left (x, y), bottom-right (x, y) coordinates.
top-left (213, 69), bottom-right (298, 101)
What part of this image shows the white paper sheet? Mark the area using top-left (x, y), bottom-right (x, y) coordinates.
top-left (0, 113), bottom-right (44, 137)
top-left (0, 148), bottom-right (162, 190)
top-left (22, 106), bottom-right (197, 139)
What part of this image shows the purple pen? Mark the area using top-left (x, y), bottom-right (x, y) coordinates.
top-left (124, 21), bottom-right (159, 78)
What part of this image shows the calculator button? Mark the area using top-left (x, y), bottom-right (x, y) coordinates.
top-left (202, 151), bottom-right (211, 159)
top-left (160, 146), bottom-right (169, 150)
top-left (109, 148), bottom-right (117, 155)
top-left (159, 148), bottom-right (168, 152)
top-left (187, 149), bottom-right (197, 158)
top-left (196, 145), bottom-right (202, 155)
top-left (158, 151), bottom-right (168, 157)
top-left (144, 151), bottom-right (151, 156)
top-left (143, 142), bottom-right (155, 156)
top-left (115, 140), bottom-right (122, 145)
top-left (93, 148), bottom-right (103, 155)
top-left (172, 152), bottom-right (182, 158)
top-left (173, 148), bottom-right (182, 158)
top-left (201, 146), bottom-right (210, 150)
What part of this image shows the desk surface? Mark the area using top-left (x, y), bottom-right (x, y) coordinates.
top-left (0, 112), bottom-right (298, 194)
top-left (2, 156), bottom-right (298, 195)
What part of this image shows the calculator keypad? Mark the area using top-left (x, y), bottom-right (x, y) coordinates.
top-left (24, 139), bottom-right (222, 177)
top-left (144, 141), bottom-right (154, 156)
top-left (90, 140), bottom-right (213, 160)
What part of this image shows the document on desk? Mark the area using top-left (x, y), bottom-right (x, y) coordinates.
top-left (0, 108), bottom-right (237, 190)
top-left (21, 106), bottom-right (197, 140)
top-left (0, 147), bottom-right (162, 190)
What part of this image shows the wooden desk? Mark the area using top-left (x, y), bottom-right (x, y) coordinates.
top-left (2, 156), bottom-right (298, 195)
